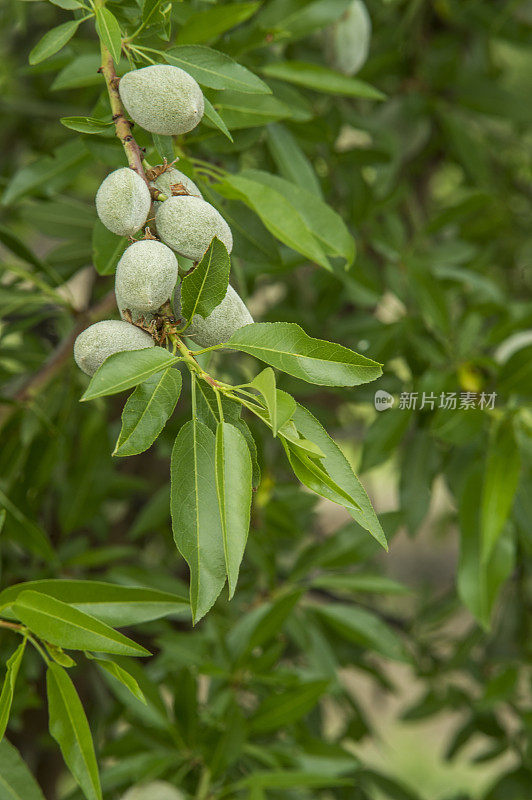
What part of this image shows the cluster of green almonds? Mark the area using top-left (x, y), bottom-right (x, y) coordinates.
top-left (74, 64), bottom-right (253, 377)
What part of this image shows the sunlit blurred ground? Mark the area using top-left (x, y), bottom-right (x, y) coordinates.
top-left (344, 663), bottom-right (514, 800)
top-left (314, 439), bottom-right (515, 800)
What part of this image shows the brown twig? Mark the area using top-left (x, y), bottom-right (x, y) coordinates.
top-left (98, 44), bottom-right (149, 185)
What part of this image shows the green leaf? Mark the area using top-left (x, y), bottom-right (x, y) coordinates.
top-left (2, 140), bottom-right (90, 206)
top-left (89, 656), bottom-right (146, 705)
top-left (216, 172), bottom-right (331, 268)
top-left (181, 237), bottom-right (231, 323)
top-left (481, 417), bottom-right (521, 563)
top-left (239, 169), bottom-right (355, 268)
top-left (165, 46), bottom-right (270, 94)
top-left (171, 418), bottom-right (226, 622)
top-left (209, 92), bottom-right (291, 131)
top-left (227, 322), bottom-right (382, 386)
top-left (92, 219), bottom-right (128, 276)
top-left (44, 643), bottom-right (76, 668)
top-left (236, 771), bottom-right (350, 790)
top-left (266, 123), bottom-right (323, 197)
top-left (95, 7), bottom-right (122, 64)
top-left (256, 0), bottom-right (352, 42)
top-left (12, 591), bottom-right (150, 656)
top-left (60, 116), bottom-right (113, 135)
top-left (176, 2), bottom-right (261, 45)
top-left (311, 574), bottom-right (410, 595)
top-left (234, 418), bottom-right (261, 489)
top-left (292, 404), bottom-right (387, 548)
top-left (50, 0), bottom-right (84, 7)
top-left (0, 225), bottom-right (47, 270)
top-left (0, 739), bottom-right (45, 800)
top-left (284, 443), bottom-right (367, 513)
top-left (458, 470), bottom-right (515, 630)
top-left (0, 488), bottom-right (55, 562)
top-left (248, 370), bottom-right (296, 436)
top-left (275, 391), bottom-right (297, 433)
top-left (52, 54), bottom-right (102, 91)
top-left (152, 133), bottom-right (174, 162)
top-left (81, 349), bottom-right (180, 401)
top-left (278, 421), bottom-right (325, 458)
top-left (228, 590), bottom-right (303, 659)
top-left (142, 0), bottom-right (163, 24)
top-left (399, 428), bottom-right (436, 534)
top-left (0, 580), bottom-right (188, 627)
top-left (46, 663), bottom-right (102, 800)
top-left (250, 368), bottom-right (277, 435)
top-left (29, 20), bottom-right (81, 65)
top-left (195, 381), bottom-right (242, 430)
top-left (114, 369), bottom-right (182, 457)
top-left (203, 98), bottom-right (233, 141)
top-left (0, 640), bottom-right (26, 741)
top-left (251, 680), bottom-right (329, 732)
top-left (215, 421), bottom-right (252, 598)
top-left (261, 61), bottom-right (384, 99)
top-left (313, 603), bottom-right (410, 662)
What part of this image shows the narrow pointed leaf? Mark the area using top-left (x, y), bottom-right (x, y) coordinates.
top-left (215, 422), bottom-right (252, 597)
top-left (180, 237), bottom-right (231, 323)
top-left (311, 574), bottom-right (410, 595)
top-left (240, 169), bottom-right (355, 268)
top-left (114, 368), bottom-right (182, 457)
top-left (250, 368), bottom-right (278, 434)
top-left (165, 46), bottom-right (270, 94)
top-left (29, 20), bottom-right (81, 65)
top-left (0, 640), bottom-right (26, 740)
top-left (216, 174), bottom-right (331, 268)
top-left (227, 322), bottom-right (382, 386)
top-left (284, 442), bottom-right (364, 512)
top-left (0, 579), bottom-right (188, 626)
top-left (95, 7), bottom-right (122, 64)
top-left (61, 116), bottom-right (113, 135)
top-left (81, 349), bottom-right (179, 401)
top-left (12, 591), bottom-right (150, 656)
top-left (251, 680), bottom-right (329, 732)
top-left (203, 98), bottom-right (233, 141)
top-left (277, 419), bottom-right (325, 457)
top-left (89, 657), bottom-right (146, 705)
top-left (0, 739), bottom-right (46, 800)
top-left (481, 417), bottom-right (520, 563)
top-left (46, 664), bottom-right (102, 800)
top-left (176, 2), bottom-right (260, 45)
top-left (458, 470), bottom-right (515, 630)
top-left (261, 61), bottom-right (385, 100)
top-left (313, 603), bottom-right (410, 662)
top-left (267, 123), bottom-right (323, 197)
top-left (171, 419), bottom-right (226, 622)
top-left (293, 404), bottom-right (387, 548)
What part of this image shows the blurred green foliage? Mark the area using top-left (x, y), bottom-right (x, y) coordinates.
top-left (0, 1), bottom-right (530, 799)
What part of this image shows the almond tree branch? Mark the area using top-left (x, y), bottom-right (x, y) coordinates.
top-left (0, 24), bottom-right (157, 430)
top-left (97, 25), bottom-right (149, 184)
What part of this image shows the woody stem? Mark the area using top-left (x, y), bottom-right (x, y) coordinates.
top-left (96, 3), bottom-right (149, 185)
